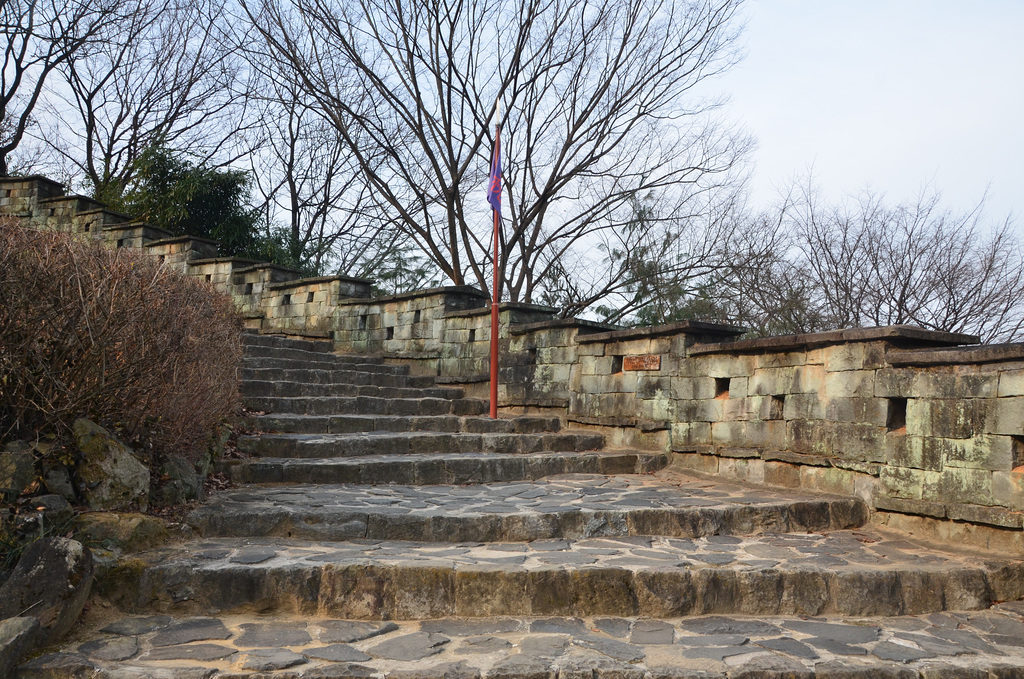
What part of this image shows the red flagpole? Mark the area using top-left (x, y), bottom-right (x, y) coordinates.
top-left (489, 123), bottom-right (501, 419)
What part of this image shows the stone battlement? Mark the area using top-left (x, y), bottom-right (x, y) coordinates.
top-left (4, 174), bottom-right (1022, 550)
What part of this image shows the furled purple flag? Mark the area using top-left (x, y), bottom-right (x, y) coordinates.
top-left (487, 126), bottom-right (502, 215)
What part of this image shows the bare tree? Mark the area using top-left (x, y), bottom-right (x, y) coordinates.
top-left (35, 0), bottom-right (248, 201)
top-left (239, 0), bottom-right (748, 311)
top-left (0, 0), bottom-right (135, 176)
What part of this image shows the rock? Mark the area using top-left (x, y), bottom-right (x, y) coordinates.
top-left (73, 419), bottom-right (149, 511)
top-left (241, 647), bottom-right (308, 670)
top-left (236, 622), bottom-right (311, 647)
top-left (78, 635), bottom-right (140, 661)
top-left (0, 447), bottom-right (35, 501)
top-left (152, 454), bottom-right (205, 507)
top-left (305, 644), bottom-right (373, 662)
top-left (15, 494), bottom-right (73, 537)
top-left (320, 620), bottom-right (399, 643)
top-left (42, 464), bottom-right (76, 503)
top-left (149, 617), bottom-right (232, 647)
top-left (366, 632), bottom-right (450, 660)
top-left (0, 537), bottom-right (93, 645)
top-left (73, 512), bottom-right (169, 553)
top-left (0, 616), bottom-right (40, 679)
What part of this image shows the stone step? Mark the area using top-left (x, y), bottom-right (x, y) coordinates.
top-left (242, 395), bottom-right (490, 416)
top-left (240, 380), bottom-right (464, 400)
top-left (241, 366), bottom-right (435, 389)
top-left (107, 530), bottom-right (1021, 620)
top-left (242, 356), bottom-right (413, 376)
top-left (236, 431), bottom-right (606, 458)
top-left (184, 473), bottom-right (867, 542)
top-left (25, 606), bottom-right (1024, 678)
top-left (241, 332), bottom-right (333, 353)
top-left (246, 413), bottom-right (563, 435)
top-left (229, 451), bottom-right (668, 485)
top-left (242, 345), bottom-right (386, 364)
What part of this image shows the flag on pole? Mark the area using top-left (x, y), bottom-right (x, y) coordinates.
top-left (487, 126), bottom-right (502, 215)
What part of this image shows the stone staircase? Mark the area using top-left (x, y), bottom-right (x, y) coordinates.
top-left (19, 334), bottom-right (1024, 678)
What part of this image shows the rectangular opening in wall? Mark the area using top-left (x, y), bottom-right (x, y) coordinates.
top-left (245, 283), bottom-right (253, 295)
top-left (386, 326), bottom-right (394, 340)
top-left (157, 255), bottom-right (165, 264)
top-left (116, 238), bottom-right (125, 248)
top-left (715, 377), bottom-right (731, 399)
top-left (306, 291), bottom-right (315, 303)
top-left (887, 397), bottom-right (908, 433)
top-left (611, 355), bottom-right (624, 374)
top-left (358, 314), bottom-right (368, 330)
top-left (414, 309), bottom-right (421, 323)
top-left (768, 394), bottom-right (785, 420)
top-left (205, 274), bottom-right (212, 282)
top-left (1012, 436), bottom-right (1024, 469)
top-left (281, 293), bottom-right (291, 306)
top-left (468, 329), bottom-right (476, 343)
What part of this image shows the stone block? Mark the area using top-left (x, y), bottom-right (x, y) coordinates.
top-left (581, 355), bottom-right (614, 376)
top-left (985, 397), bottom-right (1024, 435)
top-left (718, 457), bottom-right (765, 485)
top-left (824, 397), bottom-right (888, 426)
top-left (676, 398), bottom-right (724, 422)
top-left (821, 370), bottom-right (875, 399)
top-left (782, 393), bottom-right (824, 420)
top-left (998, 369), bottom-right (1024, 397)
top-left (722, 396), bottom-right (756, 421)
top-left (670, 452), bottom-right (720, 474)
top-left (711, 421), bottom-right (748, 447)
top-left (791, 364), bottom-right (826, 393)
top-left (925, 467), bottom-right (994, 506)
top-left (787, 420), bottom-right (833, 457)
top-left (670, 422), bottom-right (711, 450)
top-left (943, 434), bottom-right (1017, 471)
top-left (912, 370), bottom-right (998, 399)
top-left (670, 377), bottom-right (716, 401)
top-left (824, 342), bottom-right (886, 372)
top-left (699, 355), bottom-right (755, 378)
top-left (764, 461), bottom-right (801, 488)
top-left (748, 367), bottom-right (797, 396)
top-left (885, 436), bottom-right (944, 472)
top-left (992, 470), bottom-right (1024, 511)
top-left (754, 350), bottom-right (807, 368)
top-left (798, 465), bottom-right (868, 500)
top-left (906, 398), bottom-right (978, 439)
top-left (536, 346), bottom-right (576, 364)
top-left (728, 376), bottom-right (748, 399)
top-left (636, 376), bottom-right (670, 400)
top-left (830, 423), bottom-right (886, 463)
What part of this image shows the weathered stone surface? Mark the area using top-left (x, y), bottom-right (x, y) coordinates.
top-left (143, 643), bottom-right (237, 661)
top-left (366, 632), bottom-right (450, 660)
top-left (241, 647), bottom-right (308, 670)
top-left (73, 418), bottom-right (149, 511)
top-left (236, 622), bottom-right (311, 647)
top-left (73, 512), bottom-right (169, 553)
top-left (152, 454), bottom-right (205, 506)
top-left (149, 618), bottom-right (232, 647)
top-left (78, 636), bottom-right (140, 661)
top-left (305, 644), bottom-right (373, 661)
top-left (0, 616), bottom-right (40, 679)
top-left (0, 447), bottom-right (35, 500)
top-left (101, 615), bottom-right (173, 636)
top-left (320, 620), bottom-right (399, 643)
top-left (0, 537), bottom-right (93, 645)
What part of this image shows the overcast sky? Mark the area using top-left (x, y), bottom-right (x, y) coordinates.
top-left (714, 0), bottom-right (1023, 223)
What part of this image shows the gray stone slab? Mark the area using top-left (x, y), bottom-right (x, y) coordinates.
top-left (675, 634), bottom-right (749, 647)
top-left (894, 632), bottom-right (974, 656)
top-left (630, 620), bottom-right (675, 644)
top-left (149, 618), bottom-right (232, 647)
top-left (593, 618), bottom-right (632, 639)
top-left (78, 636), bottom-right (140, 661)
top-left (421, 619), bottom-right (521, 636)
top-left (387, 661), bottom-right (481, 679)
top-left (784, 621), bottom-right (880, 644)
top-left (679, 644), bottom-right (753, 661)
top-left (236, 622), bottom-right (311, 647)
top-left (367, 632), bottom-right (450, 661)
top-left (804, 636), bottom-right (869, 656)
top-left (302, 663), bottom-right (378, 678)
top-left (144, 643), bottom-right (237, 661)
top-left (230, 547), bottom-right (278, 564)
top-left (529, 618), bottom-right (587, 635)
top-left (574, 636), bottom-right (646, 662)
top-left (872, 641), bottom-right (934, 663)
top-left (241, 647), bottom-right (308, 670)
top-left (755, 636), bottom-right (819, 659)
top-left (679, 617), bottom-right (781, 636)
top-left (455, 636), bottom-right (513, 654)
top-left (520, 635), bottom-right (569, 658)
top-left (320, 620), bottom-right (399, 643)
top-left (100, 616), bottom-right (173, 636)
top-left (305, 643), bottom-right (373, 662)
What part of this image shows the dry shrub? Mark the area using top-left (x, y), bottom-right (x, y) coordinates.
top-left (0, 220), bottom-right (241, 463)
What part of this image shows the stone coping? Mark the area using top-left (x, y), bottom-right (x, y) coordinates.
top-left (0, 174), bottom-right (63, 187)
top-left (267, 274), bottom-right (373, 291)
top-left (577, 320), bottom-right (746, 345)
top-left (510, 318), bottom-right (619, 335)
top-left (37, 193), bottom-right (105, 208)
top-left (75, 206), bottom-right (134, 220)
top-left (101, 222), bottom-right (173, 237)
top-left (233, 261), bottom-right (305, 275)
top-left (888, 342), bottom-right (1024, 366)
top-left (146, 234), bottom-right (221, 247)
top-left (189, 256), bottom-right (264, 267)
top-left (447, 302), bottom-right (559, 319)
top-left (688, 325), bottom-right (979, 356)
top-left (333, 286), bottom-right (489, 307)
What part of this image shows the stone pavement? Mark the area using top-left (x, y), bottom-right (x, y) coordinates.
top-left (19, 333), bottom-right (1024, 677)
top-left (22, 606), bottom-right (1024, 678)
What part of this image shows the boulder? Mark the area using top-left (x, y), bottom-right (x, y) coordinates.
top-left (152, 455), bottom-right (204, 507)
top-left (14, 494), bottom-right (74, 538)
top-left (0, 444), bottom-right (35, 501)
top-left (0, 537), bottom-right (93, 645)
top-left (73, 419), bottom-right (149, 511)
top-left (42, 464), bottom-right (77, 503)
